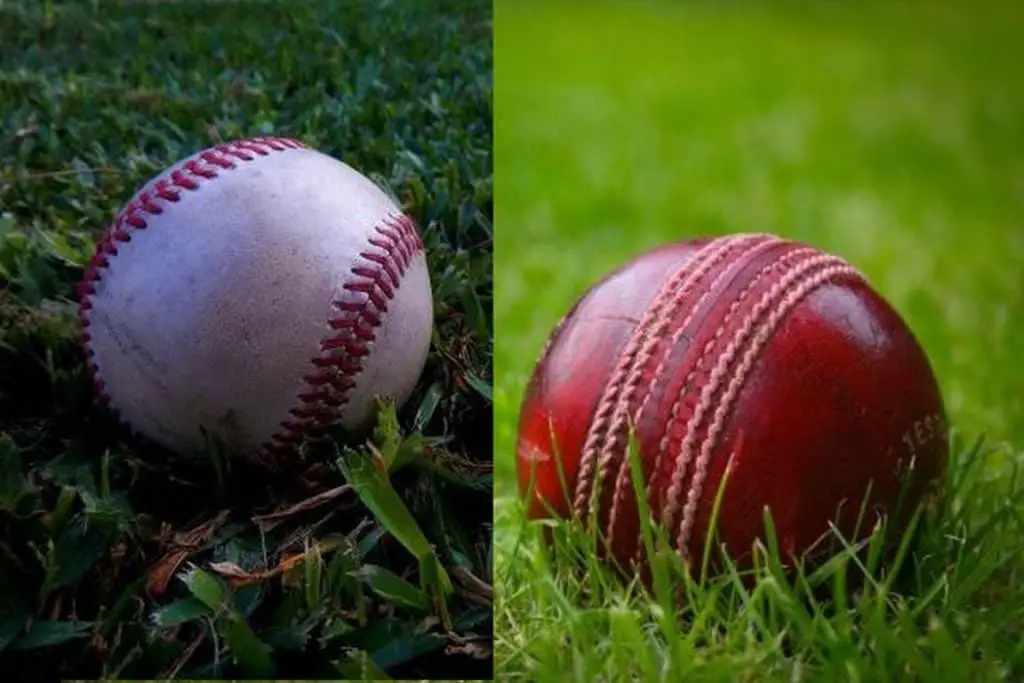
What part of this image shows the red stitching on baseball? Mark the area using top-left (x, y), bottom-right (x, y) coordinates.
top-left (260, 213), bottom-right (424, 459)
top-left (77, 136), bottom-right (309, 428)
top-left (169, 171), bottom-right (198, 190)
top-left (185, 159), bottom-right (218, 179)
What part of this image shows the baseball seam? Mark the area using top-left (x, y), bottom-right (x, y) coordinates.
top-left (77, 136), bottom-right (424, 461)
top-left (261, 212), bottom-right (423, 459)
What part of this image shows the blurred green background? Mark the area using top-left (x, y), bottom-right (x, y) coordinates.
top-left (494, 0), bottom-right (1024, 507)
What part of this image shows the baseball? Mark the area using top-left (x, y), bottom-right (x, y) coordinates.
top-left (78, 137), bottom-right (434, 463)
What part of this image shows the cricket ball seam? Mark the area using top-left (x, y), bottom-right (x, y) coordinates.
top-left (582, 238), bottom-right (731, 514)
top-left (643, 246), bottom-right (802, 490)
top-left (667, 258), bottom-right (861, 558)
top-left (601, 234), bottom-right (778, 546)
top-left (660, 249), bottom-right (839, 542)
top-left (572, 234), bottom-right (761, 518)
top-left (606, 239), bottom-right (821, 551)
top-left (653, 246), bottom-right (824, 531)
top-left (625, 244), bottom-right (819, 564)
top-left (77, 136), bottom-right (423, 462)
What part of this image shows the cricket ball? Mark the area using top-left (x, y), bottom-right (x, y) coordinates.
top-left (516, 234), bottom-right (947, 574)
top-left (78, 137), bottom-right (434, 465)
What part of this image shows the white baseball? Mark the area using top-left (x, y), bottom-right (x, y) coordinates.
top-left (77, 137), bottom-right (434, 463)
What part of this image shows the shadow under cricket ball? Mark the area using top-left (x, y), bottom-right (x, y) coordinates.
top-left (516, 234), bottom-right (948, 580)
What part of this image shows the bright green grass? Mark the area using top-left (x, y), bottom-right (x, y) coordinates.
top-left (495, 0), bottom-right (1024, 679)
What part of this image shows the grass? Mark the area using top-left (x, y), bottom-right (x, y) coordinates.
top-left (494, 0), bottom-right (1024, 680)
top-left (0, 0), bottom-right (492, 680)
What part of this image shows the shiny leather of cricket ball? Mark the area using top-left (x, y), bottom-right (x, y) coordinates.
top-left (516, 233), bottom-right (948, 576)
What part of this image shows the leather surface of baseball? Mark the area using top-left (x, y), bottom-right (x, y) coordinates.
top-left (78, 137), bottom-right (434, 462)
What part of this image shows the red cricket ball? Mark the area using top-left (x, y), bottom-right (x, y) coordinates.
top-left (516, 234), bottom-right (947, 576)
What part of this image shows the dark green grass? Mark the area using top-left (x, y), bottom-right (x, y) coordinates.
top-left (0, 1), bottom-right (492, 680)
top-left (495, 0), bottom-right (1024, 680)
